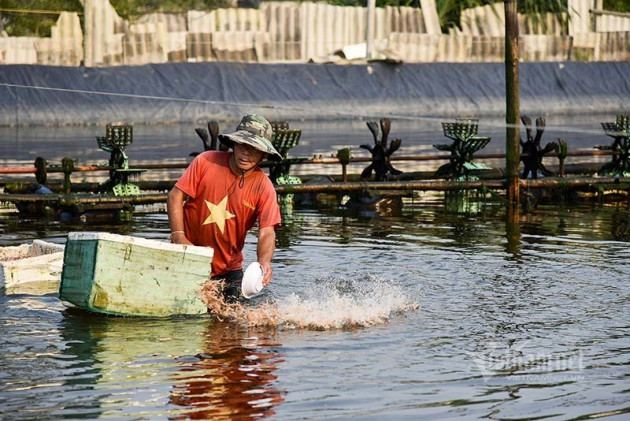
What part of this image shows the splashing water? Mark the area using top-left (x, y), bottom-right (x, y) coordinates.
top-left (200, 276), bottom-right (418, 330)
top-left (200, 281), bottom-right (281, 326)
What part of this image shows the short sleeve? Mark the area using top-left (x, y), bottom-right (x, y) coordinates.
top-left (175, 153), bottom-right (206, 199)
top-left (256, 178), bottom-right (281, 228)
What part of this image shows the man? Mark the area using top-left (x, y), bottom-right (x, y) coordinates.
top-left (167, 114), bottom-right (282, 301)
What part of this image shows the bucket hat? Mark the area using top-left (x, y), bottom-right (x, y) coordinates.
top-left (219, 115), bottom-right (282, 162)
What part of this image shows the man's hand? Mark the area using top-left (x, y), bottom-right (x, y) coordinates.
top-left (170, 231), bottom-right (193, 245)
top-left (259, 260), bottom-right (273, 286)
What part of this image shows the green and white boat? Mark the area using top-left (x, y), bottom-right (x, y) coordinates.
top-left (59, 232), bottom-right (213, 317)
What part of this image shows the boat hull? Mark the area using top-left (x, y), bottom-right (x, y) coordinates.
top-left (59, 232), bottom-right (213, 317)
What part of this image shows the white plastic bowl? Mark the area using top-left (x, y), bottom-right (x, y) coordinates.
top-left (241, 262), bottom-right (264, 299)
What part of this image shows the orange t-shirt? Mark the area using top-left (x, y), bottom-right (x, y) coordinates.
top-left (175, 151), bottom-right (281, 276)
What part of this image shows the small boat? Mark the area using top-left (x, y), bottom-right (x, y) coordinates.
top-left (59, 232), bottom-right (213, 317)
top-left (1, 240), bottom-right (65, 289)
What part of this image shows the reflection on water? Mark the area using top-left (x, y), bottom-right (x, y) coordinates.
top-left (1, 307), bottom-right (286, 419)
top-left (170, 322), bottom-right (284, 419)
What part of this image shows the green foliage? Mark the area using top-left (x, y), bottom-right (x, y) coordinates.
top-left (0, 0), bottom-right (230, 35)
top-left (436, 0), bottom-right (494, 31)
top-left (326, 0), bottom-right (419, 7)
top-left (436, 0), bottom-right (569, 32)
top-left (0, 0), bottom-right (82, 37)
top-left (604, 0), bottom-right (630, 13)
top-left (518, 0), bottom-right (567, 14)
top-left (109, 0), bottom-right (231, 20)
top-left (518, 0), bottom-right (570, 34)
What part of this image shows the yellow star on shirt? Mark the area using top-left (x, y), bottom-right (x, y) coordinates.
top-left (203, 195), bottom-right (235, 234)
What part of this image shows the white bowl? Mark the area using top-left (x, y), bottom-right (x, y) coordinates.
top-left (241, 262), bottom-right (264, 299)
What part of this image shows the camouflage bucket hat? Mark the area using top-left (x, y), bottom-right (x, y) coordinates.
top-left (218, 115), bottom-right (282, 162)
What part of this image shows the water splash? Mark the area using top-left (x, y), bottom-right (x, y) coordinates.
top-left (200, 276), bottom-right (418, 330)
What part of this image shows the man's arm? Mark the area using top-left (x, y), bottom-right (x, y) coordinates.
top-left (257, 225), bottom-right (276, 286)
top-left (167, 186), bottom-right (192, 245)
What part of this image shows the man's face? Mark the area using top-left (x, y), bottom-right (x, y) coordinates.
top-left (233, 143), bottom-right (264, 172)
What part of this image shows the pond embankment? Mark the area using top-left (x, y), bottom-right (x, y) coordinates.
top-left (1, 61), bottom-right (628, 126)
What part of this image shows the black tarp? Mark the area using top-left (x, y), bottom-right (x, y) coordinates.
top-left (0, 61), bottom-right (628, 126)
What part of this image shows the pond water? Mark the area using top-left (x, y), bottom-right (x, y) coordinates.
top-left (1, 115), bottom-right (629, 419)
top-left (1, 197), bottom-right (629, 419)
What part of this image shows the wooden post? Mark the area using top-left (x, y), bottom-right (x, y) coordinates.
top-left (84, 0), bottom-right (93, 67)
top-left (505, 0), bottom-right (520, 204)
top-left (366, 0), bottom-right (375, 59)
top-left (506, 200), bottom-right (521, 256)
top-left (81, 0), bottom-right (86, 66)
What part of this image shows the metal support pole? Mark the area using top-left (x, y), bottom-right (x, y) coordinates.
top-left (337, 148), bottom-right (351, 183)
top-left (61, 157), bottom-right (75, 195)
top-left (34, 157), bottom-right (47, 185)
top-left (505, 0), bottom-right (520, 205)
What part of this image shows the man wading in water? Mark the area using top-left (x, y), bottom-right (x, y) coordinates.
top-left (167, 114), bottom-right (282, 302)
